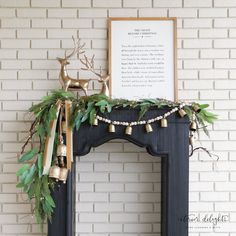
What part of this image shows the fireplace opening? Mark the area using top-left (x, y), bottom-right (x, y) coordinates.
top-left (76, 140), bottom-right (162, 235)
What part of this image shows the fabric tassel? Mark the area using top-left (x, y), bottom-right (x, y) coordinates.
top-left (43, 100), bottom-right (62, 175)
top-left (65, 100), bottom-right (73, 170)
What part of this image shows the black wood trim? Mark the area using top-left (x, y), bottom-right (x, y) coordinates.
top-left (48, 108), bottom-right (189, 236)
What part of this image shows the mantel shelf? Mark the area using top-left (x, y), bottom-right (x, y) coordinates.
top-left (73, 107), bottom-right (189, 156)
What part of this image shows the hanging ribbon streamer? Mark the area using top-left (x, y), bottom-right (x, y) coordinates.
top-left (43, 100), bottom-right (62, 175)
top-left (65, 100), bottom-right (73, 170)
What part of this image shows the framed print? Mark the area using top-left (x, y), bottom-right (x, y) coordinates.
top-left (108, 17), bottom-right (177, 101)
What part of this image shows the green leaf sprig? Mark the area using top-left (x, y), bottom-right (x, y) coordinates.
top-left (17, 90), bottom-right (76, 229)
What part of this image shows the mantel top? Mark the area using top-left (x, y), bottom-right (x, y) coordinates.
top-left (73, 107), bottom-right (189, 156)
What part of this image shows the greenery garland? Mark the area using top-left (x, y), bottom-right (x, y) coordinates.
top-left (17, 89), bottom-right (217, 227)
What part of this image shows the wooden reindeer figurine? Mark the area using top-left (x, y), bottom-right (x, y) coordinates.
top-left (57, 38), bottom-right (91, 96)
top-left (80, 55), bottom-right (110, 97)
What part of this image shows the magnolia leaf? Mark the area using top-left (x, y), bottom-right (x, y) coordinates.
top-left (37, 154), bottom-right (43, 177)
top-left (106, 104), bottom-right (112, 113)
top-left (81, 112), bottom-right (89, 123)
top-left (141, 98), bottom-right (157, 104)
top-left (19, 149), bottom-right (37, 163)
top-left (48, 106), bottom-right (57, 121)
top-left (45, 195), bottom-right (55, 208)
top-left (24, 164), bottom-right (36, 184)
top-left (99, 106), bottom-right (105, 113)
top-left (42, 175), bottom-right (50, 196)
top-left (199, 104), bottom-right (209, 109)
top-left (36, 123), bottom-right (45, 138)
top-left (19, 169), bottom-right (29, 183)
top-left (89, 108), bottom-right (96, 124)
top-left (81, 102), bottom-right (94, 122)
top-left (202, 110), bottom-right (218, 118)
top-left (138, 105), bottom-right (150, 120)
top-left (75, 113), bottom-right (83, 130)
top-left (95, 100), bottom-right (108, 107)
top-left (16, 164), bottom-right (30, 176)
top-left (16, 182), bottom-right (25, 188)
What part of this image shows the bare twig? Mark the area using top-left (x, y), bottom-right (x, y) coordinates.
top-left (189, 144), bottom-right (219, 161)
top-left (21, 120), bottom-right (37, 154)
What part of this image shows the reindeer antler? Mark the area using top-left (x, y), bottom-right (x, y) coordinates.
top-left (65, 37), bottom-right (85, 60)
top-left (80, 53), bottom-right (110, 97)
top-left (80, 54), bottom-right (103, 78)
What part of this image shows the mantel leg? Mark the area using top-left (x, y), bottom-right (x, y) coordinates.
top-left (48, 164), bottom-right (75, 236)
top-left (161, 143), bottom-right (189, 235)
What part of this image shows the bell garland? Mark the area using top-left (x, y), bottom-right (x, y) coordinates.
top-left (16, 89), bottom-right (217, 228)
top-left (95, 103), bottom-right (186, 134)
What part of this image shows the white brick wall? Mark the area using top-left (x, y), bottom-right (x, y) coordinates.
top-left (0, 0), bottom-right (235, 235)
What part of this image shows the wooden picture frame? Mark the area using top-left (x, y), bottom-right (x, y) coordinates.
top-left (108, 17), bottom-right (177, 101)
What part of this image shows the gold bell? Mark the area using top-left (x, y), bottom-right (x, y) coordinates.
top-left (92, 117), bottom-right (98, 126)
top-left (108, 123), bottom-right (115, 133)
top-left (179, 109), bottom-right (187, 117)
top-left (49, 165), bottom-right (61, 181)
top-left (125, 125), bottom-right (132, 135)
top-left (189, 135), bottom-right (194, 145)
top-left (192, 104), bottom-right (201, 113)
top-left (59, 167), bottom-right (68, 184)
top-left (145, 123), bottom-right (153, 133)
top-left (161, 118), bottom-right (168, 128)
top-left (57, 143), bottom-right (67, 157)
top-left (190, 121), bottom-right (197, 131)
top-left (62, 121), bottom-right (67, 133)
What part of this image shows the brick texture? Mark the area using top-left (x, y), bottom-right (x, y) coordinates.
top-left (0, 0), bottom-right (235, 236)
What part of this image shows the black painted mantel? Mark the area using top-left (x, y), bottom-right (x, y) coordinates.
top-left (48, 108), bottom-right (189, 236)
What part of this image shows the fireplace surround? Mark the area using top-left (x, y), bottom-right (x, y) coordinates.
top-left (48, 108), bottom-right (189, 236)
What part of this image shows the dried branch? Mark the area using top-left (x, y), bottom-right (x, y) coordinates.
top-left (21, 120), bottom-right (37, 154)
top-left (189, 144), bottom-right (219, 161)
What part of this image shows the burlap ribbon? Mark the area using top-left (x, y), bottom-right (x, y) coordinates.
top-left (43, 100), bottom-right (62, 175)
top-left (65, 100), bottom-right (73, 170)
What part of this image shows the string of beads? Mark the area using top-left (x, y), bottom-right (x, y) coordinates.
top-left (92, 103), bottom-right (198, 136)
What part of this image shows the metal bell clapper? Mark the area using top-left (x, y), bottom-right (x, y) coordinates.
top-left (108, 123), bottom-right (115, 133)
top-left (59, 167), bottom-right (68, 184)
top-left (179, 109), bottom-right (187, 117)
top-left (49, 165), bottom-right (61, 181)
top-left (125, 125), bottom-right (132, 135)
top-left (161, 118), bottom-right (168, 128)
top-left (145, 123), bottom-right (153, 133)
